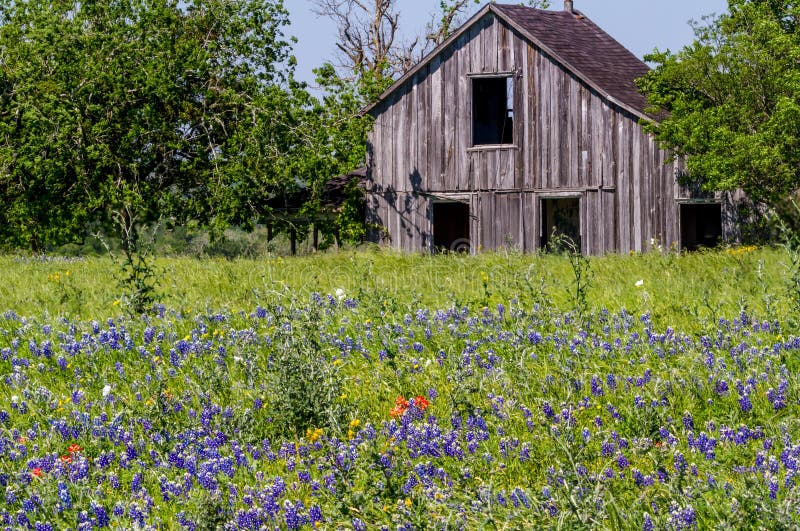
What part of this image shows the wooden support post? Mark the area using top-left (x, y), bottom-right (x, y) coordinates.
top-left (312, 226), bottom-right (319, 252)
top-left (290, 227), bottom-right (297, 256)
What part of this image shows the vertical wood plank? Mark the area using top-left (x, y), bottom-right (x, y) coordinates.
top-left (429, 56), bottom-right (443, 191)
top-left (603, 190), bottom-right (617, 253)
top-left (515, 36), bottom-right (527, 190)
top-left (498, 20), bottom-right (510, 72)
top-left (632, 120), bottom-right (642, 252)
top-left (473, 193), bottom-right (482, 251)
top-left (417, 66), bottom-right (429, 192)
top-left (386, 96), bottom-right (396, 194)
top-left (481, 192), bottom-right (495, 250)
top-left (408, 76), bottom-right (418, 195)
top-left (551, 58), bottom-right (562, 188)
top-left (540, 53), bottom-right (552, 188)
top-left (457, 35), bottom-right (471, 191)
top-left (526, 44), bottom-right (537, 190)
top-left (580, 86), bottom-right (592, 186)
top-left (522, 192), bottom-right (534, 251)
top-left (485, 15), bottom-right (497, 72)
top-left (567, 74), bottom-right (579, 188)
top-left (616, 114), bottom-right (630, 252)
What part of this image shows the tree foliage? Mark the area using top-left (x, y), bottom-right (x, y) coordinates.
top-left (0, 0), bottom-right (306, 250)
top-left (639, 0), bottom-right (800, 204)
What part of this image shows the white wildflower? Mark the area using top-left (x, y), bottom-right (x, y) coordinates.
top-left (635, 279), bottom-right (644, 288)
top-left (335, 288), bottom-right (346, 301)
top-left (102, 385), bottom-right (112, 397)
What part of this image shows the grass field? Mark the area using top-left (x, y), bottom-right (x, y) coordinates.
top-left (0, 246), bottom-right (788, 327)
top-left (1, 246), bottom-right (799, 529)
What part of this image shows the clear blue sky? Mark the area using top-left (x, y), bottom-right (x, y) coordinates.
top-left (287, 0), bottom-right (729, 86)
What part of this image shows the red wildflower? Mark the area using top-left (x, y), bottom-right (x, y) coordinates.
top-left (67, 444), bottom-right (82, 454)
top-left (390, 395), bottom-right (431, 418)
top-left (413, 396), bottom-right (430, 410)
top-left (31, 468), bottom-right (43, 478)
top-left (60, 455), bottom-right (72, 464)
top-left (390, 396), bottom-right (409, 418)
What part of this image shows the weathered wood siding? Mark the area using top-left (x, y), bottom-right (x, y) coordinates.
top-left (367, 12), bottom-right (683, 254)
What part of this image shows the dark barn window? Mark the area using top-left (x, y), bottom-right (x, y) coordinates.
top-left (541, 198), bottom-right (581, 251)
top-left (472, 77), bottom-right (514, 146)
top-left (680, 203), bottom-right (722, 251)
top-left (433, 201), bottom-right (471, 253)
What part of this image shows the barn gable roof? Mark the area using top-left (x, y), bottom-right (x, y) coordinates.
top-left (365, 3), bottom-right (651, 120)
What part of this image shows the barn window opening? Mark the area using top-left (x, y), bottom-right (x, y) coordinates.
top-left (472, 77), bottom-right (514, 146)
top-left (680, 203), bottom-right (722, 251)
top-left (541, 198), bottom-right (581, 252)
top-left (433, 201), bottom-right (471, 253)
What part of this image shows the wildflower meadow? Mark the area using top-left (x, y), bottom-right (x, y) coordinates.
top-left (2, 247), bottom-right (800, 529)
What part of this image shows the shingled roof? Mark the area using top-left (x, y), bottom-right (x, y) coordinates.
top-left (493, 4), bottom-right (649, 116)
top-left (366, 3), bottom-right (651, 119)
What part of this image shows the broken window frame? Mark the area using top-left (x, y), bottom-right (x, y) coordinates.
top-left (470, 72), bottom-right (515, 147)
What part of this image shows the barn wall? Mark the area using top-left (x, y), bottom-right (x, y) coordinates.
top-left (367, 12), bottom-right (683, 254)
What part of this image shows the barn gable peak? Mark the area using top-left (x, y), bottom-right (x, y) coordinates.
top-left (364, 2), bottom-right (651, 121)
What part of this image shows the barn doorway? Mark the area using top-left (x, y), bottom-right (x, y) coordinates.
top-left (432, 201), bottom-right (471, 253)
top-left (680, 203), bottom-right (722, 251)
top-left (541, 197), bottom-right (581, 251)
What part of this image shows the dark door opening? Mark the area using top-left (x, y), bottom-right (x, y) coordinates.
top-left (541, 198), bottom-right (581, 251)
top-left (680, 203), bottom-right (722, 251)
top-left (433, 201), bottom-right (470, 253)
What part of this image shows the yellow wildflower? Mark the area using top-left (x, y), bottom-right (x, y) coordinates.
top-left (306, 428), bottom-right (323, 443)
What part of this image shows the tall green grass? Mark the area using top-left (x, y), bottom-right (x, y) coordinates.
top-left (0, 246), bottom-right (788, 328)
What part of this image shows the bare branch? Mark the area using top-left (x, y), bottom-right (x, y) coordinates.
top-left (313, 0), bottom-right (550, 84)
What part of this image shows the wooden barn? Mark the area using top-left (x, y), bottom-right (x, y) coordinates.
top-left (364, 1), bottom-right (741, 254)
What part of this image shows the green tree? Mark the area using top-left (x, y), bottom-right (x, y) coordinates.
top-left (639, 0), bottom-right (800, 204)
top-left (0, 0), bottom-right (299, 251)
top-left (301, 64), bottom-right (374, 243)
